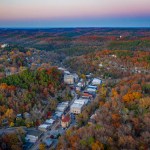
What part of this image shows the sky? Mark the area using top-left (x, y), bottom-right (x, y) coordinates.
top-left (0, 0), bottom-right (150, 28)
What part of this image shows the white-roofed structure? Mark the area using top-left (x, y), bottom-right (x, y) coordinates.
top-left (74, 98), bottom-right (89, 105)
top-left (70, 103), bottom-right (83, 114)
top-left (87, 88), bottom-right (97, 93)
top-left (70, 98), bottom-right (89, 114)
top-left (64, 74), bottom-right (74, 84)
top-left (45, 119), bottom-right (55, 125)
top-left (55, 111), bottom-right (63, 118)
top-left (92, 78), bottom-right (102, 85)
top-left (38, 124), bottom-right (51, 132)
top-left (64, 70), bottom-right (70, 75)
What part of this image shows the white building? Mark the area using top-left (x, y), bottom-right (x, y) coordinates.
top-left (1, 44), bottom-right (9, 48)
top-left (55, 111), bottom-right (63, 118)
top-left (74, 98), bottom-right (89, 105)
top-left (64, 74), bottom-right (74, 84)
top-left (64, 70), bottom-right (70, 75)
top-left (70, 103), bottom-right (83, 114)
top-left (87, 88), bottom-right (97, 93)
top-left (88, 85), bottom-right (97, 89)
top-left (64, 73), bottom-right (79, 84)
top-left (72, 73), bottom-right (79, 82)
top-left (45, 119), bottom-right (55, 125)
top-left (92, 78), bottom-right (102, 85)
top-left (38, 124), bottom-right (51, 132)
top-left (70, 98), bottom-right (89, 114)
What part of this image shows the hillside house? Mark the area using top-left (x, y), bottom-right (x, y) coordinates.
top-left (61, 114), bottom-right (71, 128)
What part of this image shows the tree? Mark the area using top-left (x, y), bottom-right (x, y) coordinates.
top-left (39, 143), bottom-right (46, 150)
top-left (92, 141), bottom-right (104, 150)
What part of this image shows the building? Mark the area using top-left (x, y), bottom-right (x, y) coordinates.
top-left (45, 119), bottom-right (55, 125)
top-left (82, 92), bottom-right (94, 99)
top-left (25, 129), bottom-right (43, 143)
top-left (87, 88), bottom-right (97, 93)
top-left (55, 111), bottom-right (63, 118)
top-left (43, 138), bottom-right (53, 147)
top-left (61, 114), bottom-right (71, 128)
top-left (64, 74), bottom-right (74, 84)
top-left (1, 44), bottom-right (9, 48)
top-left (72, 73), bottom-right (79, 82)
top-left (70, 103), bottom-right (83, 114)
top-left (74, 98), bottom-right (89, 105)
top-left (56, 101), bottom-right (69, 113)
top-left (88, 85), bottom-right (98, 90)
top-left (75, 86), bottom-right (81, 92)
top-left (16, 114), bottom-right (22, 120)
top-left (38, 124), bottom-right (51, 132)
top-left (64, 73), bottom-right (79, 84)
top-left (64, 70), bottom-right (70, 75)
top-left (92, 78), bottom-right (102, 85)
top-left (23, 112), bottom-right (31, 119)
top-left (70, 98), bottom-right (89, 114)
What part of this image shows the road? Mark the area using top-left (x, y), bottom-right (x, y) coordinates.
top-left (30, 91), bottom-right (77, 150)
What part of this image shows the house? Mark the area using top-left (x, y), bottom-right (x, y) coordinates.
top-left (38, 124), bottom-right (51, 132)
top-left (23, 112), bottom-right (31, 119)
top-left (64, 70), bottom-right (70, 75)
top-left (56, 102), bottom-right (69, 113)
top-left (61, 114), bottom-right (71, 128)
top-left (55, 111), bottom-right (63, 118)
top-left (99, 63), bottom-right (103, 67)
top-left (74, 98), bottom-right (89, 105)
top-left (92, 78), bottom-right (102, 85)
top-left (82, 92), bottom-right (94, 99)
top-left (72, 73), bottom-right (79, 82)
top-left (86, 87), bottom-right (97, 93)
top-left (1, 44), bottom-right (9, 48)
top-left (16, 114), bottom-right (22, 120)
top-left (45, 119), bottom-right (55, 125)
top-left (75, 86), bottom-right (81, 92)
top-left (88, 85), bottom-right (98, 90)
top-left (25, 129), bottom-right (43, 143)
top-left (43, 138), bottom-right (53, 147)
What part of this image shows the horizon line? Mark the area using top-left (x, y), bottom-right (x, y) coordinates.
top-left (0, 26), bottom-right (150, 29)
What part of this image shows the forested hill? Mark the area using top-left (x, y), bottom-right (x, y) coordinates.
top-left (0, 28), bottom-right (150, 56)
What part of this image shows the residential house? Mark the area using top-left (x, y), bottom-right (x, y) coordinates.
top-left (92, 78), bottom-right (102, 85)
top-left (61, 114), bottom-right (71, 128)
top-left (38, 124), bottom-right (51, 132)
top-left (43, 138), bottom-right (53, 147)
top-left (25, 129), bottom-right (43, 143)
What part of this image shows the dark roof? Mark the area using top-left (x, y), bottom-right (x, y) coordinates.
top-left (26, 129), bottom-right (43, 137)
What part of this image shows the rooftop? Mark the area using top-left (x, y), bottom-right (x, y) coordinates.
top-left (39, 124), bottom-right (51, 129)
top-left (26, 129), bottom-right (43, 137)
top-left (62, 114), bottom-right (70, 123)
top-left (45, 119), bottom-right (55, 124)
top-left (71, 103), bottom-right (83, 109)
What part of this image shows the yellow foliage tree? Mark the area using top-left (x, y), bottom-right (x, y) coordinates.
top-left (123, 92), bottom-right (142, 103)
top-left (10, 122), bottom-right (14, 127)
top-left (39, 143), bottom-right (46, 150)
top-left (92, 141), bottom-right (104, 150)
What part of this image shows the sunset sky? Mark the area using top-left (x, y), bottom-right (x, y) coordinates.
top-left (0, 0), bottom-right (150, 27)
